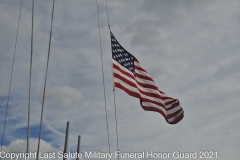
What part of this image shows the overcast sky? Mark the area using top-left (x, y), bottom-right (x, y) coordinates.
top-left (0, 0), bottom-right (240, 160)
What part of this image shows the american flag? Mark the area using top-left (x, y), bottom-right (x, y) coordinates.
top-left (110, 31), bottom-right (184, 124)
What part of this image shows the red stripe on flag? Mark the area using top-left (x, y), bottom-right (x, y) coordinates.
top-left (114, 82), bottom-right (140, 99)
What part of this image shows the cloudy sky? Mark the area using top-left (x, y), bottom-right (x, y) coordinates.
top-left (0, 0), bottom-right (240, 160)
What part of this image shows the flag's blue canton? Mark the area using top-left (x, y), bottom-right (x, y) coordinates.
top-left (111, 32), bottom-right (136, 76)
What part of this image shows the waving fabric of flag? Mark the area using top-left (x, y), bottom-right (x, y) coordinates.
top-left (110, 31), bottom-right (184, 124)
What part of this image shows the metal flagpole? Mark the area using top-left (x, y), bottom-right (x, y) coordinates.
top-left (63, 121), bottom-right (70, 160)
top-left (36, 1), bottom-right (55, 159)
top-left (109, 30), bottom-right (120, 160)
top-left (96, 0), bottom-right (111, 155)
top-left (76, 135), bottom-right (81, 160)
top-left (27, 0), bottom-right (34, 154)
top-left (0, 1), bottom-right (22, 159)
top-left (105, 1), bottom-right (120, 159)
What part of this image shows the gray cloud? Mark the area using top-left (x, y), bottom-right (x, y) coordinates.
top-left (1, 0), bottom-right (240, 160)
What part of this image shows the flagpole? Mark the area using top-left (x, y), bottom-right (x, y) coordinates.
top-left (108, 29), bottom-right (120, 160)
top-left (76, 135), bottom-right (81, 160)
top-left (63, 121), bottom-right (70, 160)
top-left (36, 1), bottom-right (55, 159)
top-left (0, 1), bottom-right (22, 158)
top-left (105, 1), bottom-right (120, 158)
top-left (96, 0), bottom-right (111, 155)
top-left (27, 0), bottom-right (34, 154)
